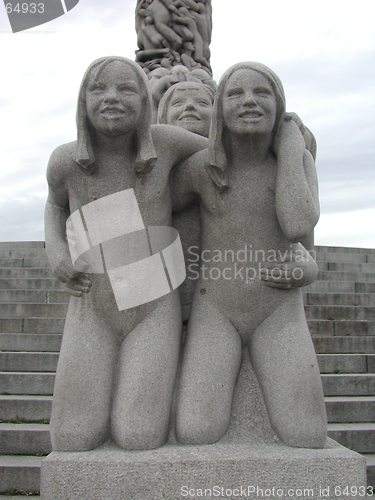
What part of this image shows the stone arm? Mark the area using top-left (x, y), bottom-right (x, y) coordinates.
top-left (159, 0), bottom-right (180, 15)
top-left (274, 119), bottom-right (320, 242)
top-left (179, 0), bottom-right (204, 12)
top-left (45, 148), bottom-right (91, 297)
top-left (152, 124), bottom-right (207, 174)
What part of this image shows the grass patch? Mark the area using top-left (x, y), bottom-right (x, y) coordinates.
top-left (1, 488), bottom-right (40, 496)
top-left (0, 418), bottom-right (49, 424)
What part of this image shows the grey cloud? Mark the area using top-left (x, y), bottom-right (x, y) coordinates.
top-left (0, 196), bottom-right (45, 241)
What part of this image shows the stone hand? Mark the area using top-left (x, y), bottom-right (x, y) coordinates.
top-left (54, 257), bottom-right (92, 297)
top-left (260, 257), bottom-right (318, 289)
top-left (273, 114), bottom-right (305, 159)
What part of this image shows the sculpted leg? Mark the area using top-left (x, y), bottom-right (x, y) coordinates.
top-left (176, 296), bottom-right (242, 445)
top-left (50, 298), bottom-right (118, 451)
top-left (111, 293), bottom-right (181, 450)
top-left (249, 290), bottom-right (327, 449)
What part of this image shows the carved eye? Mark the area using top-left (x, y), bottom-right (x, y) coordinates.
top-left (171, 100), bottom-right (184, 107)
top-left (90, 83), bottom-right (105, 92)
top-left (255, 88), bottom-right (271, 97)
top-left (227, 88), bottom-right (243, 98)
top-left (118, 84), bottom-right (138, 94)
top-left (197, 100), bottom-right (209, 107)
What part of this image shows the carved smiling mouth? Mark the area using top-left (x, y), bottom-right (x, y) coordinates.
top-left (239, 110), bottom-right (263, 119)
top-left (101, 107), bottom-right (126, 116)
top-left (178, 113), bottom-right (201, 121)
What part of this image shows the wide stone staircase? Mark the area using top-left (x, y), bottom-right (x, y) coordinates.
top-left (0, 241), bottom-right (374, 495)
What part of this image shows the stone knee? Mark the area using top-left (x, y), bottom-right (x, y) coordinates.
top-left (271, 412), bottom-right (327, 449)
top-left (111, 411), bottom-right (169, 451)
top-left (50, 415), bottom-right (109, 452)
top-left (175, 403), bottom-right (230, 445)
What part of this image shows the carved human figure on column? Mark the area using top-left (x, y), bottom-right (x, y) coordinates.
top-left (45, 56), bottom-right (207, 452)
top-left (172, 62), bottom-right (327, 449)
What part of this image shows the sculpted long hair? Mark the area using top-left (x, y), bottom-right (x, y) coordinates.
top-left (207, 62), bottom-right (286, 191)
top-left (73, 56), bottom-right (157, 176)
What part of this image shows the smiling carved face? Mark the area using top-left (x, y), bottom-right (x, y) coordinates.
top-left (222, 68), bottom-right (277, 138)
top-left (166, 86), bottom-right (213, 137)
top-left (85, 61), bottom-right (143, 137)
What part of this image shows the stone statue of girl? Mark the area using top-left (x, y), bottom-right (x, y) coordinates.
top-left (172, 62), bottom-right (327, 449)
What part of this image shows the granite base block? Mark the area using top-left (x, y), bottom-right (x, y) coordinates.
top-left (41, 439), bottom-right (366, 500)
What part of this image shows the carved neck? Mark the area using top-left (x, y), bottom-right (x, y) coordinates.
top-left (91, 129), bottom-right (137, 156)
top-left (226, 133), bottom-right (273, 166)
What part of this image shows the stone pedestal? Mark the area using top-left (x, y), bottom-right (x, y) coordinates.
top-left (41, 439), bottom-right (366, 500)
top-left (41, 351), bottom-right (367, 499)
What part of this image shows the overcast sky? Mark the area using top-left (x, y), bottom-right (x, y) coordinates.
top-left (0, 0), bottom-right (374, 248)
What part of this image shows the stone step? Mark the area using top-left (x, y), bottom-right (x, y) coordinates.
top-left (0, 289), bottom-right (69, 304)
top-left (365, 454), bottom-right (375, 488)
top-left (304, 280), bottom-right (356, 293)
top-left (0, 395), bottom-right (52, 422)
top-left (0, 318), bottom-right (65, 334)
top-left (0, 455), bottom-right (42, 494)
top-left (0, 268), bottom-right (56, 279)
top-left (327, 262), bottom-right (375, 274)
top-left (305, 281), bottom-right (375, 294)
top-left (0, 333), bottom-right (62, 352)
top-left (356, 283), bottom-right (375, 294)
top-left (308, 319), bottom-right (375, 337)
top-left (321, 374), bottom-right (375, 396)
top-left (0, 352), bottom-right (59, 372)
top-left (313, 336), bottom-right (375, 354)
top-left (305, 305), bottom-right (375, 321)
top-left (315, 252), bottom-right (369, 264)
top-left (0, 278), bottom-right (63, 290)
top-left (0, 423), bottom-right (51, 454)
top-left (0, 372), bottom-right (55, 395)
top-left (317, 262), bottom-right (375, 273)
top-left (0, 249), bottom-right (48, 260)
top-left (0, 303), bottom-right (68, 318)
top-left (314, 245), bottom-right (375, 255)
top-left (0, 257), bottom-right (50, 268)
top-left (317, 354), bottom-right (375, 374)
top-left (317, 270), bottom-right (375, 283)
top-left (305, 292), bottom-right (375, 307)
top-left (327, 423), bottom-right (375, 453)
top-left (325, 396), bottom-right (375, 423)
top-left (0, 241), bottom-right (45, 250)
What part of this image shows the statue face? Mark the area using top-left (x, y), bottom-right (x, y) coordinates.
top-left (85, 61), bottom-right (143, 137)
top-left (166, 87), bottom-right (213, 137)
top-left (222, 69), bottom-right (277, 138)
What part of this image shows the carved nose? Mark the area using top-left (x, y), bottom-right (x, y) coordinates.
top-left (243, 92), bottom-right (256, 106)
top-left (104, 90), bottom-right (120, 102)
top-left (184, 102), bottom-right (196, 111)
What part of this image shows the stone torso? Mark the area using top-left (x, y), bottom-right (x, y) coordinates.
top-left (194, 153), bottom-right (301, 338)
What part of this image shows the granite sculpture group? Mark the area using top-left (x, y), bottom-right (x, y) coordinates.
top-left (45, 54), bottom-right (328, 454)
top-left (40, 3), bottom-right (370, 496)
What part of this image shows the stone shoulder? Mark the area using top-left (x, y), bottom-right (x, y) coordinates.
top-left (46, 141), bottom-right (79, 187)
